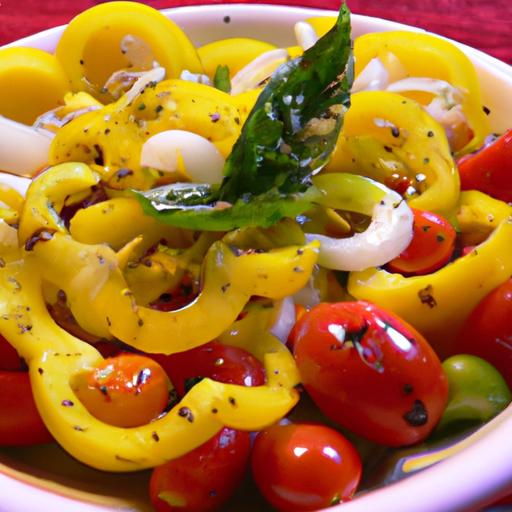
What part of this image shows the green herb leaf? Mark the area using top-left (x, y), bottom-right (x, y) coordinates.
top-left (213, 64), bottom-right (232, 93)
top-left (135, 4), bottom-right (353, 231)
top-left (135, 184), bottom-right (319, 231)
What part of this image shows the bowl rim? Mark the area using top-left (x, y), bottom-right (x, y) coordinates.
top-left (1, 4), bottom-right (512, 512)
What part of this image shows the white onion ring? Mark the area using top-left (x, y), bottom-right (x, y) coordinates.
top-left (306, 191), bottom-right (414, 271)
top-left (140, 129), bottom-right (225, 184)
top-left (0, 116), bottom-right (53, 176)
top-left (270, 297), bottom-right (296, 343)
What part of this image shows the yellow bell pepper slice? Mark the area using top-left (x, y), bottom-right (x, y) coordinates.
top-left (198, 38), bottom-right (277, 77)
top-left (219, 301), bottom-right (300, 389)
top-left (0, 257), bottom-right (299, 472)
top-left (49, 79), bottom-right (242, 175)
top-left (18, 162), bottom-right (98, 245)
top-left (354, 31), bottom-right (489, 155)
top-left (56, 2), bottom-right (202, 102)
top-left (326, 91), bottom-right (459, 216)
top-left (69, 196), bottom-right (188, 252)
top-left (0, 47), bottom-right (70, 125)
top-left (348, 214), bottom-right (512, 358)
top-left (456, 190), bottom-right (512, 246)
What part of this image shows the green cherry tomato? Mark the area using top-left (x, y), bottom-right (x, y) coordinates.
top-left (438, 354), bottom-right (511, 430)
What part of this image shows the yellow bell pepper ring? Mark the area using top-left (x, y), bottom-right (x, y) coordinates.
top-left (49, 79), bottom-right (242, 174)
top-left (198, 38), bottom-right (277, 78)
top-left (18, 162), bottom-right (99, 245)
top-left (0, 47), bottom-right (70, 125)
top-left (348, 216), bottom-right (512, 359)
top-left (326, 91), bottom-right (460, 216)
top-left (0, 258), bottom-right (299, 472)
top-left (55, 2), bottom-right (202, 102)
top-left (354, 31), bottom-right (489, 155)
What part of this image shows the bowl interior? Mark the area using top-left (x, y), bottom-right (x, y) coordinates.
top-left (1, 5), bottom-right (512, 512)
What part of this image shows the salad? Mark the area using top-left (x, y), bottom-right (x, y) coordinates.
top-left (0, 2), bottom-right (511, 510)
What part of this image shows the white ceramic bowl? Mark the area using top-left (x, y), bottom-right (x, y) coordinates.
top-left (1, 5), bottom-right (512, 512)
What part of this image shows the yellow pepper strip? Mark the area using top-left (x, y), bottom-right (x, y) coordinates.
top-left (0, 258), bottom-right (298, 472)
top-left (354, 31), bottom-right (489, 155)
top-left (0, 47), bottom-right (70, 125)
top-left (198, 38), bottom-right (277, 77)
top-left (69, 197), bottom-right (189, 252)
top-left (348, 215), bottom-right (512, 359)
top-left (218, 302), bottom-right (300, 389)
top-left (0, 208), bottom-right (18, 225)
top-left (0, 183), bottom-right (24, 213)
top-left (325, 91), bottom-right (459, 216)
top-left (456, 190), bottom-right (512, 246)
top-left (49, 79), bottom-right (242, 176)
top-left (18, 162), bottom-right (98, 245)
top-left (55, 2), bottom-right (202, 102)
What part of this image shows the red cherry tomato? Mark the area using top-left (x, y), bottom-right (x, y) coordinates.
top-left (152, 340), bottom-right (265, 397)
top-left (0, 334), bottom-right (24, 371)
top-left (294, 301), bottom-right (448, 447)
top-left (252, 423), bottom-right (361, 512)
top-left (386, 208), bottom-right (456, 276)
top-left (74, 354), bottom-right (170, 428)
top-left (286, 304), bottom-right (307, 352)
top-left (150, 427), bottom-right (251, 512)
top-left (384, 173), bottom-right (412, 196)
top-left (0, 371), bottom-right (52, 445)
top-left (454, 278), bottom-right (512, 388)
top-left (458, 129), bottom-right (512, 202)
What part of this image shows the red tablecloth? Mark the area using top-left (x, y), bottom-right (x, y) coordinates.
top-left (1, 0), bottom-right (511, 65)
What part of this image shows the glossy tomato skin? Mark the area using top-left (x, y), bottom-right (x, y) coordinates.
top-left (252, 423), bottom-right (361, 512)
top-left (294, 301), bottom-right (448, 447)
top-left (454, 278), bottom-right (512, 388)
top-left (0, 371), bottom-right (52, 445)
top-left (0, 334), bottom-right (24, 371)
top-left (74, 354), bottom-right (170, 428)
top-left (150, 427), bottom-right (251, 512)
top-left (152, 340), bottom-right (265, 397)
top-left (386, 208), bottom-right (456, 276)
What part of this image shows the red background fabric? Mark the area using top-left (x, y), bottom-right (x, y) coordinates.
top-left (0, 0), bottom-right (511, 65)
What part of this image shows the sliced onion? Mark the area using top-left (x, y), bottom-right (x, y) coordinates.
top-left (230, 49), bottom-right (288, 95)
top-left (305, 190), bottom-right (414, 271)
top-left (0, 116), bottom-right (53, 176)
top-left (386, 77), bottom-right (464, 106)
top-left (270, 297), bottom-right (296, 343)
top-left (180, 70), bottom-right (211, 86)
top-left (294, 21), bottom-right (318, 51)
top-left (116, 66), bottom-right (166, 109)
top-left (352, 57), bottom-right (390, 92)
top-left (140, 129), bottom-right (225, 184)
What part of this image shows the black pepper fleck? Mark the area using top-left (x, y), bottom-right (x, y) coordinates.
top-left (403, 384), bottom-right (414, 395)
top-left (391, 126), bottom-right (400, 138)
top-left (223, 15), bottom-right (231, 23)
top-left (61, 399), bottom-right (74, 407)
top-left (418, 285), bottom-right (437, 308)
top-left (221, 283), bottom-right (231, 293)
top-left (178, 406), bottom-right (194, 423)
top-left (427, 130), bottom-right (434, 137)
top-left (403, 399), bottom-right (428, 426)
top-left (152, 431), bottom-right (160, 442)
top-left (483, 105), bottom-right (491, 115)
